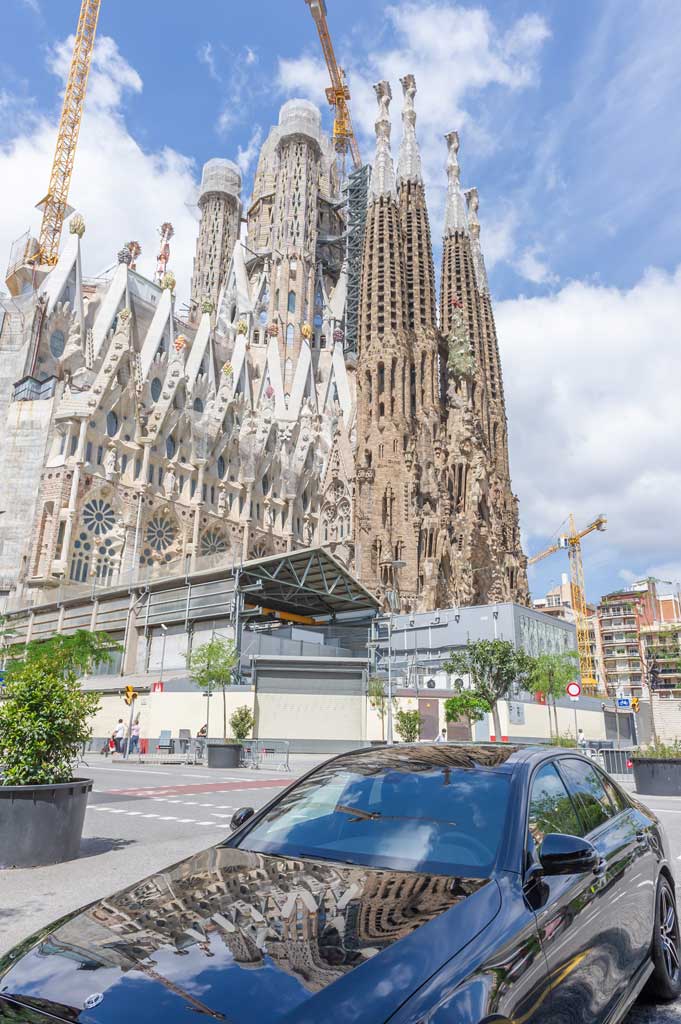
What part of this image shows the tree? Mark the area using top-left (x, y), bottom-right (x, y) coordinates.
top-left (0, 630), bottom-right (118, 786)
top-left (394, 708), bottom-right (421, 743)
top-left (187, 636), bottom-right (238, 739)
top-left (444, 692), bottom-right (491, 735)
top-left (526, 651), bottom-right (580, 738)
top-left (444, 640), bottom-right (534, 742)
top-left (368, 676), bottom-right (392, 741)
top-left (229, 705), bottom-right (255, 742)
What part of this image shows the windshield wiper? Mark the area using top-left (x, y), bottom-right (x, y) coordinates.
top-left (336, 804), bottom-right (382, 821)
top-left (335, 805), bottom-right (457, 827)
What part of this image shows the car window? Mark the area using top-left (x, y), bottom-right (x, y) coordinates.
top-left (597, 769), bottom-right (628, 814)
top-left (559, 758), bottom-right (614, 834)
top-left (237, 761), bottom-right (510, 877)
top-left (528, 763), bottom-right (582, 845)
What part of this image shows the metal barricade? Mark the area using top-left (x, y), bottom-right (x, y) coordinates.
top-left (599, 748), bottom-right (636, 782)
top-left (256, 740), bottom-right (291, 772)
top-left (240, 741), bottom-right (259, 769)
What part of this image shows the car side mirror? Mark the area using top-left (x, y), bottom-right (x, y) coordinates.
top-left (230, 806), bottom-right (254, 831)
top-left (539, 833), bottom-right (599, 876)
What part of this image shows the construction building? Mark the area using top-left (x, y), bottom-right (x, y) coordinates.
top-left (533, 572), bottom-right (605, 689)
top-left (0, 76), bottom-right (527, 615)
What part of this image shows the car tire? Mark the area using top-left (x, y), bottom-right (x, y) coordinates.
top-left (646, 876), bottom-right (681, 1002)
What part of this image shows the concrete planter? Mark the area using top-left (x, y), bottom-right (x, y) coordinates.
top-left (632, 758), bottom-right (681, 796)
top-left (207, 741), bottom-right (242, 769)
top-left (0, 778), bottom-right (93, 868)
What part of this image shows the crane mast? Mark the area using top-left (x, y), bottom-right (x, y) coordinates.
top-left (34, 0), bottom-right (102, 267)
top-left (529, 513), bottom-right (607, 692)
top-left (305, 0), bottom-right (361, 173)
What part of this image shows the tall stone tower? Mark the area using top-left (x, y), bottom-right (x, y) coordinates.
top-left (190, 158), bottom-right (242, 322)
top-left (355, 82), bottom-right (418, 604)
top-left (356, 77), bottom-right (528, 611)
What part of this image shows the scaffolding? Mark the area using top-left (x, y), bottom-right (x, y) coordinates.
top-left (344, 163), bottom-right (370, 354)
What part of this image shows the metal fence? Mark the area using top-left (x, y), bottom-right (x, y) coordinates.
top-left (598, 747), bottom-right (636, 782)
top-left (240, 740), bottom-right (290, 772)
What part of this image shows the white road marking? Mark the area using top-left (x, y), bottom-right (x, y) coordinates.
top-left (87, 805), bottom-right (225, 827)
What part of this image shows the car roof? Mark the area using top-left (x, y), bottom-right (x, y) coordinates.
top-left (327, 742), bottom-right (534, 773)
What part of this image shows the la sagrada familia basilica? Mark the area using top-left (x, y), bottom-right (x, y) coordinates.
top-left (0, 76), bottom-right (528, 612)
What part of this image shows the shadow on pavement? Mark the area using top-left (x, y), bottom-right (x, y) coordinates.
top-left (78, 837), bottom-right (137, 858)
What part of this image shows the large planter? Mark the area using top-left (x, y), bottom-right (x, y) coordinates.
top-left (0, 778), bottom-right (93, 868)
top-left (207, 741), bottom-right (242, 769)
top-left (632, 758), bottom-right (681, 796)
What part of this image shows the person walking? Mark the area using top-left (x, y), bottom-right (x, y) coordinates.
top-left (114, 718), bottom-right (126, 753)
top-left (434, 728), bottom-right (447, 744)
top-left (130, 718), bottom-right (141, 755)
top-left (577, 728), bottom-right (588, 751)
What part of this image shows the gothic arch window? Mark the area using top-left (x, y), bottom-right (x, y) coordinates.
top-left (151, 378), bottom-right (162, 402)
top-left (193, 397), bottom-right (204, 413)
top-left (287, 290), bottom-right (296, 313)
top-left (286, 325), bottom-right (294, 347)
top-left (70, 531), bottom-right (92, 582)
top-left (49, 329), bottom-right (65, 359)
top-left (230, 303), bottom-right (237, 323)
top-left (200, 529), bottom-right (228, 556)
top-left (166, 435), bottom-right (176, 459)
top-left (106, 411), bottom-right (118, 437)
top-left (217, 455), bottom-right (226, 479)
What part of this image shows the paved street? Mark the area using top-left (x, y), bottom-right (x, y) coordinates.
top-left (2, 765), bottom-right (681, 1022)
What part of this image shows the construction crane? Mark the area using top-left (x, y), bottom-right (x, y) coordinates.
top-left (529, 513), bottom-right (608, 692)
top-left (33, 0), bottom-right (102, 267)
top-left (305, 0), bottom-right (361, 174)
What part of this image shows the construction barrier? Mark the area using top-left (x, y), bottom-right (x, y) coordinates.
top-left (599, 748), bottom-right (636, 782)
top-left (240, 740), bottom-right (291, 772)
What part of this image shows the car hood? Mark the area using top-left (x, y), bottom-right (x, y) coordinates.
top-left (0, 846), bottom-right (500, 1024)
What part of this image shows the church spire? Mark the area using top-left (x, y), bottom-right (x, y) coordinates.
top-left (465, 188), bottom-right (489, 294)
top-left (369, 81), bottom-right (397, 203)
top-left (397, 74), bottom-right (422, 184)
top-left (443, 130), bottom-right (468, 235)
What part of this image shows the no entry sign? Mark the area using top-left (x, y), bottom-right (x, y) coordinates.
top-left (566, 681), bottom-right (581, 699)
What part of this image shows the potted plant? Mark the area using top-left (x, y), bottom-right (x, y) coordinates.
top-left (631, 741), bottom-right (681, 796)
top-left (230, 705), bottom-right (255, 744)
top-left (187, 636), bottom-right (240, 768)
top-left (0, 630), bottom-right (117, 868)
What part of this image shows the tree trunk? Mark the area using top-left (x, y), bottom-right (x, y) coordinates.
top-left (491, 702), bottom-right (502, 742)
top-left (552, 697), bottom-right (560, 737)
top-left (222, 686), bottom-right (227, 739)
top-left (547, 700), bottom-right (553, 739)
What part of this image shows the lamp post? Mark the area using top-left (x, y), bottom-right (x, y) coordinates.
top-left (159, 623), bottom-right (168, 683)
top-left (385, 558), bottom-right (406, 745)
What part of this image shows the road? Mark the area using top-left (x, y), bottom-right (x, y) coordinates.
top-left (2, 763), bottom-right (681, 1021)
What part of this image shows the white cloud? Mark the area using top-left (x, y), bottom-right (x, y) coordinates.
top-left (0, 36), bottom-right (198, 306)
top-left (216, 46), bottom-right (265, 137)
top-left (245, 47), bottom-right (258, 66)
top-left (515, 244), bottom-right (559, 285)
top-left (479, 207), bottom-right (518, 269)
top-left (20, 0), bottom-right (40, 12)
top-left (236, 125), bottom-right (263, 176)
top-left (198, 42), bottom-right (221, 83)
top-left (498, 266), bottom-right (681, 574)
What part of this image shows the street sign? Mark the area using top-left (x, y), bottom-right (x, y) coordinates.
top-left (617, 697), bottom-right (631, 709)
top-left (566, 681), bottom-right (581, 698)
top-left (152, 681), bottom-right (164, 693)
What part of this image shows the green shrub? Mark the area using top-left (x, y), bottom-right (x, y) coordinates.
top-left (394, 708), bottom-right (421, 743)
top-left (636, 741), bottom-right (681, 760)
top-left (229, 705), bottom-right (255, 742)
top-left (0, 630), bottom-right (116, 785)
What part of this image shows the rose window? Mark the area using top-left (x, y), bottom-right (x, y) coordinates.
top-left (145, 515), bottom-right (176, 553)
top-left (200, 529), bottom-right (228, 556)
top-left (83, 499), bottom-right (115, 536)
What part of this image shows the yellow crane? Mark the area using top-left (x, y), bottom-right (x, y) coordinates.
top-left (529, 513), bottom-right (607, 693)
top-left (305, 0), bottom-right (361, 173)
top-left (33, 0), bottom-right (102, 267)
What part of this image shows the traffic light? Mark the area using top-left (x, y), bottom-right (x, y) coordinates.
top-left (650, 664), bottom-right (660, 690)
top-left (632, 697), bottom-right (640, 714)
top-left (124, 685), bottom-right (137, 706)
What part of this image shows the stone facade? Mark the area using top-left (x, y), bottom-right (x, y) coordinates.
top-left (0, 82), bottom-right (526, 612)
top-left (355, 79), bottom-right (528, 610)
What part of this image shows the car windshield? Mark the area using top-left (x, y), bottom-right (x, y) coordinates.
top-left (237, 755), bottom-right (510, 877)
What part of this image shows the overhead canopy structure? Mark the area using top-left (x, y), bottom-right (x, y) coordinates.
top-left (238, 547), bottom-right (379, 618)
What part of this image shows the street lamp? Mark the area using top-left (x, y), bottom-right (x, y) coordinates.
top-left (385, 558), bottom-right (406, 745)
top-left (159, 623), bottom-right (168, 684)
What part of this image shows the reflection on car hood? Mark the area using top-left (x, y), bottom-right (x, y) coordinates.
top-left (0, 846), bottom-right (500, 1024)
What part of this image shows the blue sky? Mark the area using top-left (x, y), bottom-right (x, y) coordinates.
top-left (1, 0), bottom-right (680, 604)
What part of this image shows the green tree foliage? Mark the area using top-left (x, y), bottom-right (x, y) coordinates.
top-left (394, 708), bottom-right (421, 743)
top-left (368, 676), bottom-right (392, 740)
top-left (229, 705), bottom-right (255, 742)
top-left (444, 640), bottom-right (534, 742)
top-left (0, 630), bottom-right (118, 786)
top-left (187, 636), bottom-right (238, 739)
top-left (444, 692), bottom-right (491, 730)
top-left (526, 651), bottom-right (580, 737)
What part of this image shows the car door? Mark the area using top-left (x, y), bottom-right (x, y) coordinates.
top-left (524, 760), bottom-right (616, 1023)
top-left (558, 757), bottom-right (656, 975)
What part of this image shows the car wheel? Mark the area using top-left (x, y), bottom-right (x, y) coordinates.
top-left (646, 876), bottom-right (681, 1002)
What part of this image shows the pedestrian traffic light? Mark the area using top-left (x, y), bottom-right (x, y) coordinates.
top-left (124, 685), bottom-right (137, 706)
top-left (632, 697), bottom-right (640, 713)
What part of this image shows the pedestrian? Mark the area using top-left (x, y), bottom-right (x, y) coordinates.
top-left (107, 733), bottom-right (116, 756)
top-left (114, 718), bottom-right (126, 753)
top-left (196, 723), bottom-right (208, 761)
top-left (577, 728), bottom-right (588, 751)
top-left (130, 718), bottom-right (141, 755)
top-left (434, 728), bottom-right (447, 744)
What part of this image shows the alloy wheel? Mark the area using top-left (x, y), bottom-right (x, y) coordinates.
top-left (660, 885), bottom-right (680, 981)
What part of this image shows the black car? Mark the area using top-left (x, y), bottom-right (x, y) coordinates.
top-left (1, 744), bottom-right (679, 1023)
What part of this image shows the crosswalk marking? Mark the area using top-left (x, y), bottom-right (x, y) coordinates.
top-left (88, 805), bottom-right (225, 827)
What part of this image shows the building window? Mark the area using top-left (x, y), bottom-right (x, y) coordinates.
top-left (69, 531), bottom-right (91, 582)
top-left (166, 435), bottom-right (175, 458)
top-left (193, 397), bottom-right (204, 413)
top-left (200, 529), bottom-right (228, 555)
top-left (106, 411), bottom-right (118, 437)
top-left (83, 499), bottom-right (115, 536)
top-left (287, 290), bottom-right (296, 313)
top-left (151, 378), bottom-right (162, 402)
top-left (49, 329), bottom-right (65, 359)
